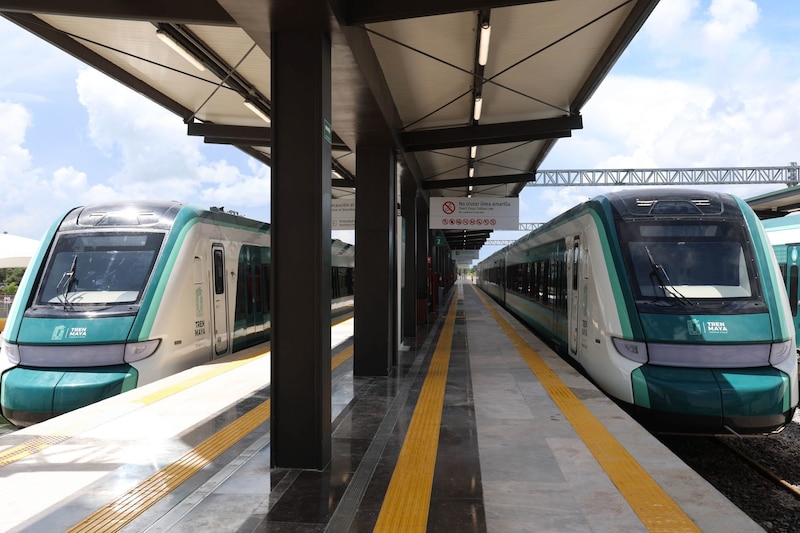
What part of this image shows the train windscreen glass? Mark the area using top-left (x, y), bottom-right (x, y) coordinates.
top-left (37, 232), bottom-right (164, 306)
top-left (620, 221), bottom-right (759, 302)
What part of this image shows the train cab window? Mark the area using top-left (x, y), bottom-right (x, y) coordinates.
top-left (618, 220), bottom-right (761, 310)
top-left (35, 232), bottom-right (164, 306)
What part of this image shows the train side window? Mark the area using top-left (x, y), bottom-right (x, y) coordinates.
top-left (213, 248), bottom-right (225, 295)
top-left (790, 265), bottom-right (798, 317)
top-left (194, 257), bottom-right (203, 284)
top-left (572, 240), bottom-right (580, 291)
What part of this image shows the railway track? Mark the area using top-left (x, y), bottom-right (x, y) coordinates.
top-left (657, 414), bottom-right (800, 532)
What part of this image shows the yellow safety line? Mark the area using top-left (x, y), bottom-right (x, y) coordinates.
top-left (65, 345), bottom-right (354, 532)
top-left (332, 345), bottom-right (354, 369)
top-left (1, 340), bottom-right (353, 469)
top-left (68, 400), bottom-right (272, 533)
top-left (472, 286), bottom-right (700, 533)
top-left (374, 295), bottom-right (458, 532)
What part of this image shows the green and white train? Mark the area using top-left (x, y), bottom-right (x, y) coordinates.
top-left (762, 214), bottom-right (800, 351)
top-left (477, 189), bottom-right (798, 435)
top-left (0, 201), bottom-right (354, 427)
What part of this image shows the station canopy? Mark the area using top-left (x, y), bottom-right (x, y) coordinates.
top-left (0, 233), bottom-right (39, 268)
top-left (747, 186), bottom-right (800, 220)
top-left (0, 0), bottom-right (659, 250)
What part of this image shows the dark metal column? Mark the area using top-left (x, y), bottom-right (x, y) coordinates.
top-left (401, 179), bottom-right (418, 342)
top-left (270, 25), bottom-right (332, 469)
top-left (354, 144), bottom-right (396, 376)
top-left (415, 194), bottom-right (430, 324)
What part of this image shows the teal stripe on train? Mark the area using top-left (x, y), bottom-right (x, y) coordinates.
top-left (128, 205), bottom-right (270, 341)
top-left (128, 207), bottom-right (199, 341)
top-left (638, 313), bottom-right (773, 343)
top-left (737, 196), bottom-right (794, 341)
top-left (532, 197), bottom-right (642, 340)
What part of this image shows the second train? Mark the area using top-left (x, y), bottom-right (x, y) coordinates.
top-left (477, 188), bottom-right (798, 435)
top-left (0, 201), bottom-right (354, 427)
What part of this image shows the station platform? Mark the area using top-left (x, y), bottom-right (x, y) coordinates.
top-left (0, 280), bottom-right (762, 532)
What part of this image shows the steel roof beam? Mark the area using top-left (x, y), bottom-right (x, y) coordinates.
top-left (343, 0), bottom-right (556, 25)
top-left (421, 173), bottom-right (534, 190)
top-left (0, 0), bottom-right (236, 25)
top-left (187, 122), bottom-right (351, 152)
top-left (401, 115), bottom-right (581, 152)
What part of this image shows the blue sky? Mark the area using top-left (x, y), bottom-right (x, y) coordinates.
top-left (0, 1), bottom-right (798, 264)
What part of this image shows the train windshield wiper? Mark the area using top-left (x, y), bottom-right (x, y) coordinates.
top-left (645, 246), bottom-right (693, 306)
top-left (54, 255), bottom-right (79, 309)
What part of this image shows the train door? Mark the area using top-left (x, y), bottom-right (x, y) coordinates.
top-left (212, 245), bottom-right (230, 356)
top-left (785, 245), bottom-right (800, 341)
top-left (568, 236), bottom-right (581, 356)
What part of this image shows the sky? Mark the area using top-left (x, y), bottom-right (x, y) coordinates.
top-left (0, 1), bottom-right (798, 264)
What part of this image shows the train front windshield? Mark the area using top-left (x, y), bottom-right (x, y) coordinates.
top-left (618, 220), bottom-right (762, 311)
top-left (36, 232), bottom-right (164, 306)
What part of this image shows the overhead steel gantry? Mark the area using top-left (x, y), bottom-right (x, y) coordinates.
top-left (480, 164), bottom-right (800, 245)
top-left (526, 163), bottom-right (799, 187)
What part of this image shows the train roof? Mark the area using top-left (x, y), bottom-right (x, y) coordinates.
top-left (762, 214), bottom-right (800, 231)
top-left (602, 188), bottom-right (740, 217)
top-left (761, 214), bottom-right (800, 246)
top-left (477, 188), bottom-right (747, 267)
top-left (57, 201), bottom-right (270, 233)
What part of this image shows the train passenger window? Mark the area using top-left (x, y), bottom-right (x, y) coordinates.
top-left (193, 257), bottom-right (202, 284)
top-left (213, 249), bottom-right (225, 295)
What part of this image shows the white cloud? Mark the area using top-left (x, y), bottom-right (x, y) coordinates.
top-left (703, 0), bottom-right (759, 49)
top-left (645, 0), bottom-right (698, 46)
top-left (75, 68), bottom-right (270, 219)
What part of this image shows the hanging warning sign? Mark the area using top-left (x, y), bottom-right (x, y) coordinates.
top-left (429, 197), bottom-right (519, 230)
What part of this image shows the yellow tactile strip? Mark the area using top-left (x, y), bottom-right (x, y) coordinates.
top-left (67, 344), bottom-right (354, 532)
top-left (374, 295), bottom-right (459, 532)
top-left (69, 400), bottom-right (272, 533)
top-left (472, 286), bottom-right (700, 533)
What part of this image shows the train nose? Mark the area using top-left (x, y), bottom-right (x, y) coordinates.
top-left (0, 365), bottom-right (138, 427)
top-left (631, 365), bottom-right (794, 434)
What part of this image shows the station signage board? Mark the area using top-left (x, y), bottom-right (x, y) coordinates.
top-left (429, 197), bottom-right (519, 230)
top-left (332, 198), bottom-right (355, 230)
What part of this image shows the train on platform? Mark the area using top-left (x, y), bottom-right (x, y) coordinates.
top-left (0, 201), bottom-right (354, 427)
top-left (476, 188), bottom-right (798, 435)
top-left (762, 215), bottom-right (800, 350)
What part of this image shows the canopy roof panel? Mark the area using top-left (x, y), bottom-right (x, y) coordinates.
top-left (0, 0), bottom-right (659, 249)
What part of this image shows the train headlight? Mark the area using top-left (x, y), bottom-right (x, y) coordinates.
top-left (769, 340), bottom-right (794, 365)
top-left (124, 339), bottom-right (161, 363)
top-left (1, 340), bottom-right (19, 364)
top-left (612, 338), bottom-right (648, 363)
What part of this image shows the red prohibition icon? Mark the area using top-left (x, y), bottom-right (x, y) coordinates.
top-left (442, 201), bottom-right (456, 214)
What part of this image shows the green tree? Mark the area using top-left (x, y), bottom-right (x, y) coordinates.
top-left (0, 268), bottom-right (25, 295)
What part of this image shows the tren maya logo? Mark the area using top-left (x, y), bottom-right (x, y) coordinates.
top-left (687, 319), bottom-right (728, 335)
top-left (51, 325), bottom-right (88, 340)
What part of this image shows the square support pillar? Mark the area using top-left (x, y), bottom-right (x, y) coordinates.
top-left (354, 145), bottom-right (396, 376)
top-left (270, 27), bottom-right (332, 469)
top-left (415, 195), bottom-right (430, 324)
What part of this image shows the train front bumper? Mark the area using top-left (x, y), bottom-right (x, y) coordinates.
top-left (631, 365), bottom-right (795, 434)
top-left (0, 365), bottom-right (138, 427)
